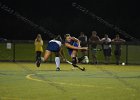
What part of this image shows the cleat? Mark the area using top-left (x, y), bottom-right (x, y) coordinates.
top-left (56, 67), bottom-right (60, 71)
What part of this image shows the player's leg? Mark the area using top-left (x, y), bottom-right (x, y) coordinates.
top-left (92, 48), bottom-right (97, 64)
top-left (36, 51), bottom-right (42, 67)
top-left (115, 56), bottom-right (118, 64)
top-left (83, 50), bottom-right (89, 64)
top-left (71, 50), bottom-right (78, 66)
top-left (36, 50), bottom-right (52, 67)
top-left (36, 51), bottom-right (41, 61)
top-left (118, 49), bottom-right (121, 64)
top-left (116, 49), bottom-right (121, 65)
top-left (70, 50), bottom-right (87, 65)
top-left (55, 52), bottom-right (61, 71)
top-left (35, 51), bottom-right (38, 62)
top-left (44, 50), bottom-right (52, 61)
top-left (107, 48), bottom-right (112, 64)
top-left (42, 41), bottom-right (55, 62)
top-left (114, 50), bottom-right (119, 65)
top-left (66, 42), bottom-right (77, 66)
top-left (103, 49), bottom-right (107, 64)
top-left (47, 41), bottom-right (61, 71)
top-left (71, 42), bottom-right (82, 65)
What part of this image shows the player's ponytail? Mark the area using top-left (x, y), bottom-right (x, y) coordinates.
top-left (55, 35), bottom-right (62, 42)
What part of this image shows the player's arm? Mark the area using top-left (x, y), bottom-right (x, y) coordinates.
top-left (111, 39), bottom-right (115, 42)
top-left (120, 39), bottom-right (126, 42)
top-left (116, 39), bottom-right (126, 44)
top-left (112, 39), bottom-right (125, 44)
top-left (65, 42), bottom-right (88, 50)
top-left (100, 38), bottom-right (106, 44)
top-left (71, 37), bottom-right (81, 47)
top-left (34, 39), bottom-right (37, 45)
top-left (93, 36), bottom-right (101, 44)
top-left (107, 38), bottom-right (112, 44)
top-left (97, 36), bottom-right (102, 44)
top-left (41, 40), bottom-right (43, 46)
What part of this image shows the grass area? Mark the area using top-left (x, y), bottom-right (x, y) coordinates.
top-left (0, 62), bottom-right (140, 100)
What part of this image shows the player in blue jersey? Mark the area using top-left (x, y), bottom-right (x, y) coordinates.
top-left (37, 35), bottom-right (64, 71)
top-left (64, 34), bottom-right (88, 66)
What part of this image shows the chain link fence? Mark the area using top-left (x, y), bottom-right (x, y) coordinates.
top-left (0, 40), bottom-right (140, 65)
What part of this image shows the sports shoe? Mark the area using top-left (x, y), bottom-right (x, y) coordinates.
top-left (56, 67), bottom-right (60, 71)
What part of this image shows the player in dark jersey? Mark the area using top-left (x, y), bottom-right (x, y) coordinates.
top-left (64, 34), bottom-right (88, 66)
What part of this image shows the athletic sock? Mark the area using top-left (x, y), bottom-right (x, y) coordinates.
top-left (72, 57), bottom-right (77, 65)
top-left (55, 57), bottom-right (60, 68)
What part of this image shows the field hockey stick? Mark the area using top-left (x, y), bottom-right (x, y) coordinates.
top-left (59, 50), bottom-right (85, 71)
top-left (65, 59), bottom-right (85, 71)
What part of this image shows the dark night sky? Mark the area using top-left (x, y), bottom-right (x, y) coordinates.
top-left (0, 0), bottom-right (140, 40)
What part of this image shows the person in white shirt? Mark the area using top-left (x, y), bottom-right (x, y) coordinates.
top-left (101, 34), bottom-right (112, 64)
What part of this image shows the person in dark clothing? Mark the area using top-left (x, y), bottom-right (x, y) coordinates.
top-left (89, 31), bottom-right (100, 64)
top-left (112, 34), bottom-right (126, 65)
top-left (78, 32), bottom-right (89, 63)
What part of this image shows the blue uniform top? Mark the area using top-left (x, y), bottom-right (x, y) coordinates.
top-left (65, 39), bottom-right (78, 55)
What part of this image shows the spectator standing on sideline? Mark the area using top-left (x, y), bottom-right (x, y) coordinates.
top-left (89, 31), bottom-right (100, 64)
top-left (78, 32), bottom-right (89, 63)
top-left (101, 34), bottom-right (111, 64)
top-left (35, 34), bottom-right (43, 67)
top-left (112, 34), bottom-right (126, 65)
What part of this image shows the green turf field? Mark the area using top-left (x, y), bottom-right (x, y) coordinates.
top-left (0, 62), bottom-right (140, 100)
